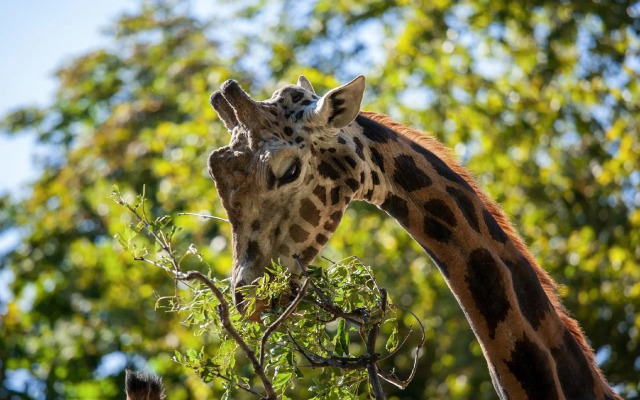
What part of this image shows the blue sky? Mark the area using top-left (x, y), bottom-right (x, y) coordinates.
top-left (0, 0), bottom-right (137, 195)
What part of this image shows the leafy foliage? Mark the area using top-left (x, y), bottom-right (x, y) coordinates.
top-left (112, 187), bottom-right (410, 400)
top-left (1, 0), bottom-right (639, 398)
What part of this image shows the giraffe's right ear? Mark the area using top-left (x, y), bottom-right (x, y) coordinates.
top-left (209, 90), bottom-right (239, 131)
top-left (297, 75), bottom-right (315, 94)
top-left (314, 75), bottom-right (365, 130)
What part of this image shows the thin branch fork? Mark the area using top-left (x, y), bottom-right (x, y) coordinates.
top-left (375, 305), bottom-right (426, 390)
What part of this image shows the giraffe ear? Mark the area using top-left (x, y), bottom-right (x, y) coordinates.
top-left (314, 75), bottom-right (365, 129)
top-left (209, 90), bottom-right (238, 131)
top-left (297, 75), bottom-right (315, 94)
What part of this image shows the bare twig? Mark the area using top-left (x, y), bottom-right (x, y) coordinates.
top-left (287, 331), bottom-right (378, 370)
top-left (177, 212), bottom-right (229, 223)
top-left (378, 326), bottom-right (414, 361)
top-left (375, 305), bottom-right (426, 390)
top-left (259, 278), bottom-right (310, 366)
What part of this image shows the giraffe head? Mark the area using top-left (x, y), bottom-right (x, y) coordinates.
top-left (208, 76), bottom-right (366, 313)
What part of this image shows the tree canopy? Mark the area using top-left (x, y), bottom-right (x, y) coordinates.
top-left (1, 0), bottom-right (639, 398)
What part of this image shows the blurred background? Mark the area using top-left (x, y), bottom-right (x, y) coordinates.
top-left (1, 0), bottom-right (639, 398)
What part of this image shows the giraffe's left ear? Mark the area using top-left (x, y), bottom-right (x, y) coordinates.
top-left (314, 75), bottom-right (365, 129)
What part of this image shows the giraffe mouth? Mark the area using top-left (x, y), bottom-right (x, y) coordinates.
top-left (233, 275), bottom-right (304, 323)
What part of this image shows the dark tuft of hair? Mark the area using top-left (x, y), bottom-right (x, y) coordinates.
top-left (125, 369), bottom-right (166, 400)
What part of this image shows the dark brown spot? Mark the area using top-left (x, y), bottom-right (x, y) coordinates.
top-left (393, 155), bottom-right (432, 191)
top-left (323, 211), bottom-right (342, 231)
top-left (337, 136), bottom-right (347, 144)
top-left (291, 90), bottom-right (304, 103)
top-left (284, 126), bottom-right (293, 136)
top-left (300, 199), bottom-right (321, 226)
top-left (355, 115), bottom-right (398, 142)
top-left (370, 147), bottom-right (385, 173)
top-left (371, 171), bottom-right (380, 185)
top-left (380, 194), bottom-right (409, 227)
top-left (466, 248), bottom-right (511, 339)
top-left (360, 171), bottom-right (365, 183)
top-left (330, 187), bottom-right (340, 205)
top-left (301, 99), bottom-right (313, 106)
top-left (502, 256), bottom-right (552, 330)
top-left (483, 209), bottom-right (508, 243)
top-left (331, 156), bottom-right (348, 172)
top-left (345, 178), bottom-right (359, 192)
top-left (410, 142), bottom-right (473, 190)
top-left (289, 224), bottom-right (309, 243)
top-left (551, 329), bottom-right (596, 400)
top-left (506, 337), bottom-right (559, 400)
top-left (278, 244), bottom-right (290, 255)
top-left (318, 161), bottom-right (340, 180)
top-left (344, 156), bottom-right (356, 169)
top-left (251, 220), bottom-right (260, 231)
top-left (316, 233), bottom-right (328, 245)
top-left (295, 110), bottom-right (304, 121)
top-left (313, 185), bottom-right (326, 204)
top-left (424, 199), bottom-right (456, 227)
top-left (423, 217), bottom-right (452, 242)
top-left (364, 189), bottom-right (373, 200)
top-left (295, 136), bottom-right (304, 144)
top-left (446, 186), bottom-right (480, 232)
top-left (353, 137), bottom-right (365, 160)
top-left (300, 247), bottom-right (319, 264)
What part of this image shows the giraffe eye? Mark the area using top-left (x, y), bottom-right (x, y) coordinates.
top-left (279, 159), bottom-right (301, 185)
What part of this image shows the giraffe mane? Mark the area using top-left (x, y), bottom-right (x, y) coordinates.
top-left (360, 111), bottom-right (606, 382)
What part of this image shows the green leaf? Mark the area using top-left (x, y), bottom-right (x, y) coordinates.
top-left (386, 325), bottom-right (398, 352)
top-left (333, 318), bottom-right (349, 356)
top-left (272, 371), bottom-right (293, 388)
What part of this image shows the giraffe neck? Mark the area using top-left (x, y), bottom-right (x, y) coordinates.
top-left (348, 112), bottom-right (618, 400)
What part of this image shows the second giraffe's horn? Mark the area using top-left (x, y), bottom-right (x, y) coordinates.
top-left (219, 80), bottom-right (261, 127)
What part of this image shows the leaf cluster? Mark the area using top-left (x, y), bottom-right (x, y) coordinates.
top-left (112, 188), bottom-right (423, 400)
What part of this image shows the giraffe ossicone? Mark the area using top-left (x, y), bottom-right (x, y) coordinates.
top-left (207, 76), bottom-right (621, 400)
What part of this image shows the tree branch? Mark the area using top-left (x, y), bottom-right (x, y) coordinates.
top-left (259, 278), bottom-right (310, 366)
top-left (180, 270), bottom-right (277, 400)
top-left (177, 212), bottom-right (229, 222)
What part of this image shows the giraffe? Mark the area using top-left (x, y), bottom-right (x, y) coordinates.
top-left (124, 370), bottom-right (166, 400)
top-left (207, 75), bottom-right (622, 400)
